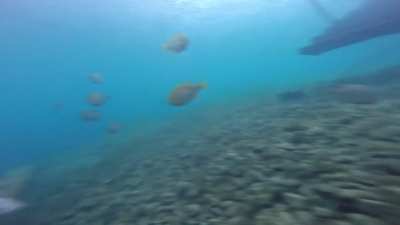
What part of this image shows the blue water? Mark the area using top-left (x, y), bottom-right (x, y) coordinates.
top-left (1, 0), bottom-right (400, 178)
top-left (2, 1), bottom-right (400, 225)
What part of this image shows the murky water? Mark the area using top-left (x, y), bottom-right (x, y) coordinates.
top-left (1, 0), bottom-right (400, 224)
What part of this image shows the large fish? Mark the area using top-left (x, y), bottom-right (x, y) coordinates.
top-left (168, 83), bottom-right (207, 106)
top-left (162, 33), bottom-right (190, 53)
top-left (301, 0), bottom-right (400, 55)
top-left (86, 92), bottom-right (107, 107)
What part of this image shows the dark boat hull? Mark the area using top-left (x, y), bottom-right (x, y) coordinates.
top-left (301, 0), bottom-right (400, 55)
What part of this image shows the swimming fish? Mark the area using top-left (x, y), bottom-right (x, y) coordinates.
top-left (333, 84), bottom-right (378, 104)
top-left (80, 110), bottom-right (101, 122)
top-left (88, 73), bottom-right (103, 84)
top-left (162, 33), bottom-right (189, 53)
top-left (107, 122), bottom-right (121, 134)
top-left (277, 90), bottom-right (307, 102)
top-left (301, 0), bottom-right (400, 55)
top-left (0, 197), bottom-right (25, 215)
top-left (168, 83), bottom-right (207, 106)
top-left (87, 92), bottom-right (107, 106)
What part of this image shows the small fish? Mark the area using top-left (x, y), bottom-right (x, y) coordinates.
top-left (107, 122), bottom-right (121, 134)
top-left (162, 33), bottom-right (189, 53)
top-left (80, 110), bottom-right (101, 122)
top-left (168, 83), bottom-right (207, 106)
top-left (87, 92), bottom-right (107, 106)
top-left (333, 84), bottom-right (373, 97)
top-left (333, 84), bottom-right (378, 104)
top-left (88, 73), bottom-right (103, 84)
top-left (277, 90), bottom-right (307, 102)
top-left (0, 197), bottom-right (25, 215)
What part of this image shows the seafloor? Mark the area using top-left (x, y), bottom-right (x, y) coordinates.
top-left (3, 66), bottom-right (400, 225)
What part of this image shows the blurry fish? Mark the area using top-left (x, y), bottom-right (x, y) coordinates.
top-left (301, 0), bottom-right (400, 55)
top-left (0, 197), bottom-right (25, 215)
top-left (277, 90), bottom-right (307, 102)
top-left (333, 84), bottom-right (378, 104)
top-left (162, 33), bottom-right (189, 53)
top-left (168, 83), bottom-right (207, 106)
top-left (80, 110), bottom-right (101, 122)
top-left (107, 122), bottom-right (121, 134)
top-left (334, 84), bottom-right (370, 93)
top-left (87, 92), bottom-right (107, 106)
top-left (88, 73), bottom-right (103, 84)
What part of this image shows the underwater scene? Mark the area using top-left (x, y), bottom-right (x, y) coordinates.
top-left (1, 0), bottom-right (400, 224)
